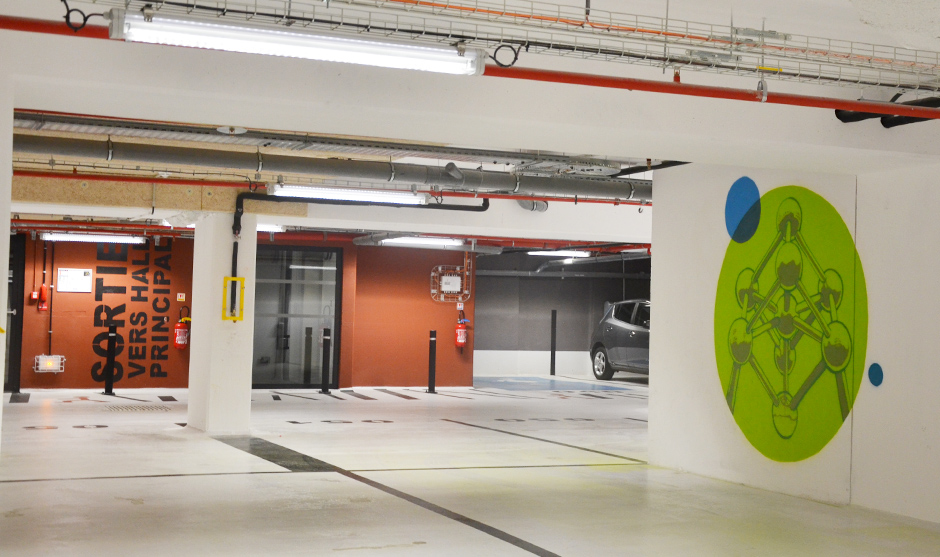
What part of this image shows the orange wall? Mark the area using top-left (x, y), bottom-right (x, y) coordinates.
top-left (260, 236), bottom-right (474, 387)
top-left (20, 238), bottom-right (194, 389)
top-left (351, 246), bottom-right (474, 387)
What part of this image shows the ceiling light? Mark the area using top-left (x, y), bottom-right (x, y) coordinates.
top-left (257, 224), bottom-right (285, 233)
top-left (527, 250), bottom-right (591, 257)
top-left (288, 265), bottom-right (336, 271)
top-left (40, 233), bottom-right (146, 244)
top-left (268, 183), bottom-right (429, 205)
top-left (108, 9), bottom-right (485, 76)
top-left (381, 237), bottom-right (464, 247)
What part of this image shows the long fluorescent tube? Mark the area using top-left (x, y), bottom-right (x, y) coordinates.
top-left (527, 250), bottom-right (591, 257)
top-left (109, 9), bottom-right (485, 76)
top-left (257, 224), bottom-right (285, 233)
top-left (40, 233), bottom-right (146, 244)
top-left (268, 183), bottom-right (429, 205)
top-left (382, 237), bottom-right (464, 247)
top-left (288, 265), bottom-right (336, 271)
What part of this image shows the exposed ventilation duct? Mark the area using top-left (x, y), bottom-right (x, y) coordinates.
top-left (835, 96), bottom-right (940, 127)
top-left (517, 200), bottom-right (549, 212)
top-left (12, 135), bottom-right (652, 202)
top-left (535, 251), bottom-right (650, 273)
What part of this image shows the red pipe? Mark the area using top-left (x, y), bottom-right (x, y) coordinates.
top-left (0, 15), bottom-right (109, 39)
top-left (484, 65), bottom-right (940, 120)
top-left (14, 170), bottom-right (254, 189)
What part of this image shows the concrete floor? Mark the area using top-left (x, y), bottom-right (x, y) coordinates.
top-left (2, 375), bottom-right (939, 556)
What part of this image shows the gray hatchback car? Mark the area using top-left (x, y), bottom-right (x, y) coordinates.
top-left (590, 299), bottom-right (650, 380)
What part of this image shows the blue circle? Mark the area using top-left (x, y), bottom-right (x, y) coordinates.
top-left (868, 363), bottom-right (883, 387)
top-left (725, 177), bottom-right (761, 243)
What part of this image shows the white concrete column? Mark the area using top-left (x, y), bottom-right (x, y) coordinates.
top-left (187, 212), bottom-right (257, 434)
top-left (0, 75), bottom-right (11, 453)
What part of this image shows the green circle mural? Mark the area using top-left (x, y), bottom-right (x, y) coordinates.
top-left (715, 184), bottom-right (868, 462)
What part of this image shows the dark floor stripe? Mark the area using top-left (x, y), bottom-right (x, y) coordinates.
top-left (108, 393), bottom-right (150, 403)
top-left (175, 422), bottom-right (187, 427)
top-left (404, 389), bottom-right (473, 400)
top-left (469, 388), bottom-right (541, 400)
top-left (376, 388), bottom-right (418, 400)
top-left (272, 395), bottom-right (281, 401)
top-left (158, 395), bottom-right (177, 402)
top-left (340, 390), bottom-right (377, 400)
top-left (9, 393), bottom-right (29, 403)
top-left (219, 437), bottom-right (562, 557)
top-left (272, 391), bottom-right (320, 401)
top-left (442, 419), bottom-right (647, 464)
top-left (337, 468), bottom-right (562, 557)
top-left (215, 437), bottom-right (336, 472)
top-left (580, 393), bottom-right (611, 399)
top-left (323, 393), bottom-right (346, 400)
top-left (623, 417), bottom-right (648, 423)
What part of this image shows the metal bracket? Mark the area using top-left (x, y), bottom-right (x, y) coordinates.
top-left (388, 162), bottom-right (396, 182)
top-left (257, 150), bottom-right (264, 172)
top-left (107, 137), bottom-right (114, 161)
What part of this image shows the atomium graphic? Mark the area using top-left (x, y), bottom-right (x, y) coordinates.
top-left (725, 197), bottom-right (853, 439)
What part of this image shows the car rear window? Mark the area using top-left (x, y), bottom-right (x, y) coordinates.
top-left (614, 303), bottom-right (635, 322)
top-left (634, 304), bottom-right (650, 329)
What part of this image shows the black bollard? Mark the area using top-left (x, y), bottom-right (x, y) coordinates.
top-left (103, 324), bottom-right (117, 396)
top-left (550, 309), bottom-right (557, 376)
top-left (427, 330), bottom-right (437, 394)
top-left (320, 328), bottom-right (331, 394)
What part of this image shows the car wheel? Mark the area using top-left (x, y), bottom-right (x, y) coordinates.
top-left (592, 347), bottom-right (614, 380)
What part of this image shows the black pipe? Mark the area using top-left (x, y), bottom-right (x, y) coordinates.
top-left (320, 328), bottom-right (331, 394)
top-left (229, 240), bottom-right (239, 316)
top-left (427, 330), bottom-right (437, 394)
top-left (550, 309), bottom-right (557, 376)
top-left (613, 161), bottom-right (689, 177)
top-left (232, 192), bottom-right (489, 237)
top-left (836, 95), bottom-right (940, 125)
top-left (103, 324), bottom-right (117, 396)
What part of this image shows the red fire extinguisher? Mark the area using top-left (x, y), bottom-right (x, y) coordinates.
top-left (174, 306), bottom-right (191, 350)
top-left (455, 310), bottom-right (469, 351)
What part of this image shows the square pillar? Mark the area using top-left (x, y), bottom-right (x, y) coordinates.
top-left (187, 212), bottom-right (257, 434)
top-left (0, 78), bottom-right (10, 452)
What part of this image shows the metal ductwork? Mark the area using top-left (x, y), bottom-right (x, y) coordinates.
top-left (535, 251), bottom-right (650, 273)
top-left (517, 200), bottom-right (549, 212)
top-left (12, 135), bottom-right (652, 202)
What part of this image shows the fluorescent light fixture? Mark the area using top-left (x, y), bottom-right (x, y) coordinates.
top-left (109, 9), bottom-right (485, 76)
top-left (39, 233), bottom-right (146, 244)
top-left (268, 183), bottom-right (429, 205)
top-left (257, 224), bottom-right (285, 233)
top-left (381, 237), bottom-right (464, 247)
top-left (288, 265), bottom-right (336, 271)
top-left (527, 250), bottom-right (591, 257)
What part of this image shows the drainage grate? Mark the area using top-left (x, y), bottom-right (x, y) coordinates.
top-left (103, 405), bottom-right (172, 413)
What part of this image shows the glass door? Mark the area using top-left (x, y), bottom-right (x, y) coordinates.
top-left (252, 246), bottom-right (342, 388)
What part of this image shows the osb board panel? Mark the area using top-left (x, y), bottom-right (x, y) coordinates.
top-left (14, 177), bottom-right (304, 216)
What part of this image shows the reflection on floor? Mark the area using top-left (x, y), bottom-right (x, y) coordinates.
top-left (1, 383), bottom-right (939, 556)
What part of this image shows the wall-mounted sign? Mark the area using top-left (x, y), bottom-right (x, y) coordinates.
top-left (56, 268), bottom-right (93, 293)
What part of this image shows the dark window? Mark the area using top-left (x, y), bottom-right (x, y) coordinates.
top-left (614, 303), bottom-right (635, 323)
top-left (634, 304), bottom-right (650, 329)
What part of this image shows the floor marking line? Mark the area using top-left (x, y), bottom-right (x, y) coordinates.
top-left (217, 436), bottom-right (563, 557)
top-left (623, 417), bottom-right (649, 423)
top-left (271, 391), bottom-right (320, 401)
top-left (337, 468), bottom-right (563, 557)
top-left (108, 393), bottom-right (150, 403)
top-left (9, 393), bottom-right (29, 403)
top-left (469, 388), bottom-right (541, 400)
top-left (215, 437), bottom-right (336, 472)
top-left (158, 395), bottom-right (177, 402)
top-left (349, 463), bottom-right (640, 472)
top-left (580, 393), bottom-right (612, 399)
top-left (442, 419), bottom-right (647, 464)
top-left (376, 388), bottom-right (418, 400)
top-left (404, 388), bottom-right (474, 400)
top-left (0, 470), bottom-right (291, 484)
top-left (340, 390), bottom-right (377, 400)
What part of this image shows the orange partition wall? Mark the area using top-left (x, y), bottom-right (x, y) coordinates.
top-left (351, 246), bottom-right (474, 387)
top-left (20, 238), bottom-right (195, 389)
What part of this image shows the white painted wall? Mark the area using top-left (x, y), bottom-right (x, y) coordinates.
top-left (474, 350), bottom-right (593, 378)
top-left (187, 213), bottom-right (258, 435)
top-left (649, 164), bottom-right (859, 505)
top-left (852, 164), bottom-right (940, 524)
